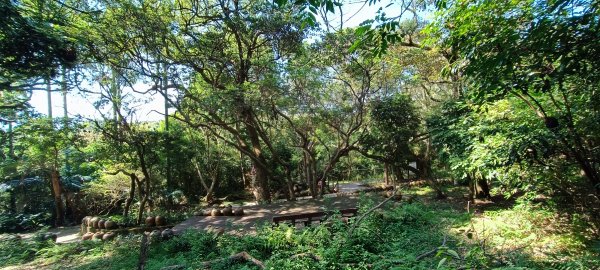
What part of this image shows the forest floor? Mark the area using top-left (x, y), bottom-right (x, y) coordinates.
top-left (172, 182), bottom-right (371, 235)
top-left (173, 194), bottom-right (359, 235)
top-left (1, 183), bottom-right (598, 270)
top-left (0, 182), bottom-right (373, 244)
top-left (2, 226), bottom-right (81, 244)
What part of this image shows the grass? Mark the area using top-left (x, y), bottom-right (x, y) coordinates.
top-left (1, 185), bottom-right (598, 270)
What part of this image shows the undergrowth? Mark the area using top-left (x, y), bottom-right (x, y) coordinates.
top-left (0, 193), bottom-right (598, 270)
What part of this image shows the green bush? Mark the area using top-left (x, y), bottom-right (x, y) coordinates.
top-left (0, 212), bottom-right (52, 232)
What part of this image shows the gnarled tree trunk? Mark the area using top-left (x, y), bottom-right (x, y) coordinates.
top-left (50, 169), bottom-right (64, 226)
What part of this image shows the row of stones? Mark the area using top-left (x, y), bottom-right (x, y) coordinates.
top-left (81, 216), bottom-right (118, 230)
top-left (195, 205), bottom-right (245, 216)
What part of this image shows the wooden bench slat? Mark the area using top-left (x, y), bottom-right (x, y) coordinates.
top-left (272, 208), bottom-right (358, 226)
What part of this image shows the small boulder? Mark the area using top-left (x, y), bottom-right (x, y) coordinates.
top-left (89, 217), bottom-right (100, 228)
top-left (161, 229), bottom-right (174, 240)
top-left (233, 207), bottom-right (244, 216)
top-left (102, 232), bottom-right (116, 241)
top-left (145, 216), bottom-right (156, 227)
top-left (92, 232), bottom-right (104, 240)
top-left (155, 216), bottom-right (166, 226)
top-left (98, 219), bottom-right (106, 229)
top-left (82, 216), bottom-right (92, 226)
top-left (104, 220), bottom-right (117, 230)
top-left (82, 232), bottom-right (94, 240)
top-left (222, 206), bottom-right (233, 216)
top-left (211, 208), bottom-right (222, 216)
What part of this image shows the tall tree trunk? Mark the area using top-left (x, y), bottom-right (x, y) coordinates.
top-left (285, 167), bottom-right (296, 201)
top-left (123, 174), bottom-right (137, 218)
top-left (304, 152), bottom-right (315, 197)
top-left (240, 150), bottom-right (247, 187)
top-left (8, 121), bottom-right (14, 158)
top-left (111, 68), bottom-right (122, 139)
top-left (393, 165), bottom-right (404, 183)
top-left (241, 109), bottom-right (271, 202)
top-left (384, 163), bottom-right (390, 185)
top-left (467, 174), bottom-right (475, 203)
top-left (417, 157), bottom-right (445, 199)
top-left (50, 169), bottom-right (64, 226)
top-left (192, 159), bottom-right (218, 203)
top-left (162, 63), bottom-right (172, 190)
top-left (46, 77), bottom-right (52, 118)
top-left (476, 178), bottom-right (491, 199)
top-left (136, 145), bottom-right (152, 225)
top-left (252, 160), bottom-right (270, 203)
top-left (62, 67), bottom-right (70, 173)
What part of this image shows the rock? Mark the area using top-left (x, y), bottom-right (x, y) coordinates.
top-left (233, 207), bottom-right (244, 216)
top-left (104, 220), bottom-right (117, 230)
top-left (82, 232), bottom-right (94, 240)
top-left (161, 229), bottom-right (174, 240)
top-left (202, 209), bottom-right (212, 216)
top-left (89, 217), bottom-right (100, 228)
top-left (87, 226), bottom-right (96, 233)
top-left (102, 232), bottom-right (116, 241)
top-left (82, 216), bottom-right (92, 226)
top-left (222, 206), bottom-right (233, 216)
top-left (211, 208), bottom-right (222, 216)
top-left (145, 216), bottom-right (156, 227)
top-left (92, 232), bottom-right (104, 240)
top-left (98, 219), bottom-right (106, 229)
top-left (155, 216), bottom-right (166, 226)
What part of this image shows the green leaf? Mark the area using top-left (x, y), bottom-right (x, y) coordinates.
top-left (355, 25), bottom-right (371, 36)
top-left (274, 0), bottom-right (288, 6)
top-left (349, 40), bottom-right (362, 52)
top-left (446, 249), bottom-right (459, 259)
top-left (437, 257), bottom-right (447, 269)
top-left (326, 1), bottom-right (334, 13)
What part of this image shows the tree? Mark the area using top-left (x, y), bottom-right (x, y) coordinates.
top-left (280, 30), bottom-right (383, 197)
top-left (81, 0), bottom-right (306, 203)
top-left (14, 118), bottom-right (78, 226)
top-left (1, 0), bottom-right (78, 112)
top-left (361, 94), bottom-right (420, 183)
top-left (429, 0), bottom-right (600, 195)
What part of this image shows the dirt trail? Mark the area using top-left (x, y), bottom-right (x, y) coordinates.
top-left (172, 194), bottom-right (362, 235)
top-left (0, 182), bottom-right (375, 243)
top-left (0, 226), bottom-right (81, 244)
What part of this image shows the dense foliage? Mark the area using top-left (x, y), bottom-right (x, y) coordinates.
top-left (0, 0), bottom-right (599, 269)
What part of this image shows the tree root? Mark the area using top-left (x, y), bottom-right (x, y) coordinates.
top-left (199, 251), bottom-right (265, 269)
